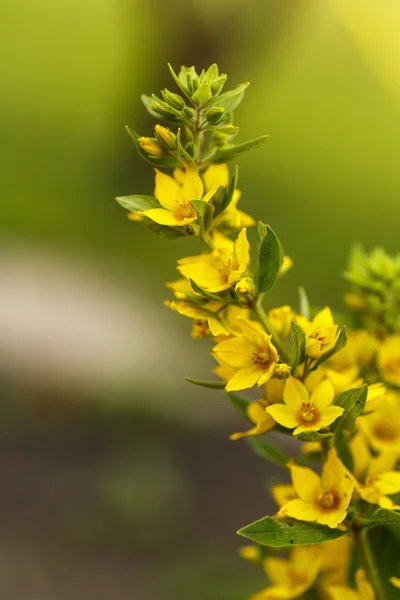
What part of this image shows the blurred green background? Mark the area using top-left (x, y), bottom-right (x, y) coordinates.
top-left (1, 0), bottom-right (400, 598)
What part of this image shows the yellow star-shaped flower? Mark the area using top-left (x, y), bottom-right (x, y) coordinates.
top-left (266, 377), bottom-right (343, 435)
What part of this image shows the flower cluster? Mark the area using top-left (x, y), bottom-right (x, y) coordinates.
top-left (116, 64), bottom-right (400, 600)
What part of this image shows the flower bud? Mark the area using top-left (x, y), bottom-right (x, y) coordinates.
top-left (274, 364), bottom-right (291, 379)
top-left (154, 124), bottom-right (176, 150)
top-left (211, 74), bottom-right (227, 95)
top-left (161, 89), bottom-right (185, 110)
top-left (205, 106), bottom-right (225, 125)
top-left (138, 136), bottom-right (163, 157)
top-left (235, 277), bottom-right (255, 295)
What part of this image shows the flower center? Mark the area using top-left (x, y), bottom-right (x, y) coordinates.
top-left (289, 570), bottom-right (308, 587)
top-left (372, 420), bottom-right (398, 442)
top-left (174, 200), bottom-right (195, 221)
top-left (252, 348), bottom-right (271, 367)
top-left (317, 489), bottom-right (339, 511)
top-left (298, 401), bottom-right (319, 424)
top-left (383, 357), bottom-right (400, 375)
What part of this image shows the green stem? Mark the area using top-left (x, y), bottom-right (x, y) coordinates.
top-left (355, 527), bottom-right (386, 600)
top-left (253, 301), bottom-right (290, 364)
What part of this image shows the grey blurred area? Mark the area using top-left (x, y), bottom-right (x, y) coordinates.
top-left (1, 0), bottom-right (400, 597)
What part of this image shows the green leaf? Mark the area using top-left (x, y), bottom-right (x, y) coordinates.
top-left (176, 128), bottom-right (196, 167)
top-left (167, 63), bottom-right (192, 99)
top-left (365, 508), bottom-right (400, 526)
top-left (296, 431), bottom-right (333, 442)
top-left (363, 525), bottom-right (400, 600)
top-left (141, 94), bottom-right (164, 119)
top-left (213, 165), bottom-right (238, 218)
top-left (238, 516), bottom-right (347, 547)
top-left (115, 194), bottom-right (159, 213)
top-left (211, 135), bottom-right (268, 163)
top-left (145, 218), bottom-right (186, 240)
top-left (247, 437), bottom-right (289, 469)
top-left (290, 321), bottom-right (306, 370)
top-left (315, 326), bottom-right (347, 368)
top-left (189, 279), bottom-right (225, 302)
top-left (227, 392), bottom-right (250, 418)
top-left (257, 224), bottom-right (283, 293)
top-left (335, 429), bottom-right (354, 471)
top-left (185, 377), bottom-right (225, 390)
top-left (207, 82), bottom-right (250, 111)
top-left (298, 286), bottom-right (310, 320)
top-left (125, 126), bottom-right (177, 167)
top-left (334, 384), bottom-right (368, 431)
top-left (190, 200), bottom-right (213, 233)
top-left (192, 83), bottom-right (212, 105)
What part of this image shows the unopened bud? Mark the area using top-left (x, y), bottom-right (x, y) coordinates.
top-left (154, 124), bottom-right (176, 149)
top-left (235, 277), bottom-right (255, 295)
top-left (138, 137), bottom-right (164, 157)
top-left (211, 74), bottom-right (227, 95)
top-left (274, 364), bottom-right (291, 379)
top-left (161, 89), bottom-right (185, 110)
top-left (205, 106), bottom-right (225, 125)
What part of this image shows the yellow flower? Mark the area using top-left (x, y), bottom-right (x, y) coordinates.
top-left (178, 228), bottom-right (250, 293)
top-left (349, 434), bottom-right (400, 509)
top-left (229, 380), bottom-right (283, 441)
top-left (266, 377), bottom-right (343, 435)
top-left (296, 307), bottom-right (339, 359)
top-left (268, 305), bottom-right (294, 340)
top-left (141, 167), bottom-right (216, 227)
top-left (251, 547), bottom-right (321, 600)
top-left (326, 568), bottom-right (375, 600)
top-left (212, 317), bottom-right (278, 391)
top-left (203, 163), bottom-right (255, 230)
top-left (271, 484), bottom-right (298, 507)
top-left (238, 545), bottom-right (261, 565)
top-left (317, 536), bottom-right (353, 587)
top-left (138, 136), bottom-right (163, 157)
top-left (358, 392), bottom-right (400, 456)
top-left (278, 449), bottom-right (354, 528)
top-left (378, 334), bottom-right (400, 387)
top-left (390, 577), bottom-right (400, 589)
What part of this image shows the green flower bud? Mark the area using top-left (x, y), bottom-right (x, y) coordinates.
top-left (205, 107), bottom-right (225, 125)
top-left (211, 74), bottom-right (227, 95)
top-left (161, 89), bottom-right (185, 111)
top-left (154, 125), bottom-right (176, 150)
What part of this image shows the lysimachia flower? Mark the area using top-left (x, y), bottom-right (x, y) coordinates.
top-left (278, 448), bottom-right (354, 528)
top-left (317, 536), bottom-right (353, 587)
top-left (229, 379), bottom-right (284, 440)
top-left (177, 227), bottom-right (250, 293)
top-left (358, 392), bottom-right (400, 456)
top-left (349, 434), bottom-right (400, 508)
top-left (251, 547), bottom-right (321, 600)
top-left (390, 577), bottom-right (400, 589)
top-left (377, 334), bottom-right (400, 387)
top-left (141, 167), bottom-right (216, 227)
top-left (326, 568), bottom-right (375, 600)
top-left (266, 377), bottom-right (344, 435)
top-left (203, 163), bottom-right (255, 231)
top-left (296, 307), bottom-right (339, 359)
top-left (271, 483), bottom-right (298, 507)
top-left (267, 305), bottom-right (294, 340)
top-left (212, 317), bottom-right (278, 391)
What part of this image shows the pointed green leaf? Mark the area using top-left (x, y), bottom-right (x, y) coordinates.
top-left (362, 526), bottom-right (400, 600)
top-left (190, 200), bottom-right (213, 233)
top-left (185, 377), bottom-right (225, 390)
top-left (315, 327), bottom-right (347, 368)
top-left (238, 517), bottom-right (347, 547)
top-left (365, 508), bottom-right (400, 526)
top-left (257, 224), bottom-right (283, 293)
top-left (189, 279), bottom-right (225, 302)
top-left (213, 165), bottom-right (239, 218)
top-left (298, 287), bottom-right (310, 320)
top-left (335, 429), bottom-right (354, 471)
top-left (207, 82), bottom-right (249, 111)
top-left (192, 83), bottom-right (212, 105)
top-left (115, 194), bottom-right (159, 213)
top-left (176, 128), bottom-right (196, 167)
top-left (290, 321), bottom-right (306, 369)
top-left (167, 63), bottom-right (192, 99)
top-left (141, 94), bottom-right (164, 119)
top-left (211, 135), bottom-right (268, 163)
top-left (296, 431), bottom-right (333, 442)
top-left (247, 437), bottom-right (289, 470)
top-left (334, 384), bottom-right (368, 431)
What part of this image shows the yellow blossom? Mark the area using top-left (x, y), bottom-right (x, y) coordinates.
top-left (358, 392), bottom-right (400, 456)
top-left (268, 305), bottom-right (294, 340)
top-left (154, 124), bottom-right (176, 149)
top-left (178, 228), bottom-right (250, 293)
top-left (317, 536), bottom-right (353, 587)
top-left (271, 484), bottom-right (298, 507)
top-left (349, 434), bottom-right (400, 509)
top-left (238, 545), bottom-right (261, 565)
top-left (378, 334), bottom-right (400, 387)
top-left (327, 568), bottom-right (375, 600)
top-left (251, 547), bottom-right (321, 600)
top-left (296, 307), bottom-right (339, 359)
top-left (266, 377), bottom-right (343, 435)
top-left (301, 441), bottom-right (322, 454)
top-left (203, 163), bottom-right (255, 230)
top-left (212, 317), bottom-right (278, 391)
top-left (278, 449), bottom-right (354, 528)
top-left (138, 136), bottom-right (163, 157)
top-left (235, 276), bottom-right (255, 295)
top-left (141, 167), bottom-right (216, 227)
top-left (390, 577), bottom-right (400, 589)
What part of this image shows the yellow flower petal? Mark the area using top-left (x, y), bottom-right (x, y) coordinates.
top-left (182, 167), bottom-right (204, 200)
top-left (311, 379), bottom-right (335, 408)
top-left (142, 208), bottom-right (186, 226)
top-left (322, 448), bottom-right (346, 490)
top-left (283, 377), bottom-right (309, 409)
top-left (263, 557), bottom-right (289, 585)
top-left (178, 262), bottom-right (229, 292)
top-left (225, 364), bottom-right (262, 392)
top-left (315, 406), bottom-right (344, 428)
top-left (290, 464), bottom-right (321, 502)
top-left (203, 163), bottom-right (229, 191)
top-left (279, 498), bottom-right (321, 522)
top-left (325, 586), bottom-right (359, 600)
top-left (266, 404), bottom-right (299, 429)
top-left (375, 471), bottom-right (400, 495)
top-left (213, 337), bottom-right (254, 368)
top-left (154, 168), bottom-right (183, 209)
top-left (234, 227), bottom-right (250, 270)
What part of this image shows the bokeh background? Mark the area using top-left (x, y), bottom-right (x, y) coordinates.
top-left (1, 0), bottom-right (400, 598)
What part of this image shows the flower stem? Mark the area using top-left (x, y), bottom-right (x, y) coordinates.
top-left (253, 300), bottom-right (290, 364)
top-left (355, 527), bottom-right (386, 600)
